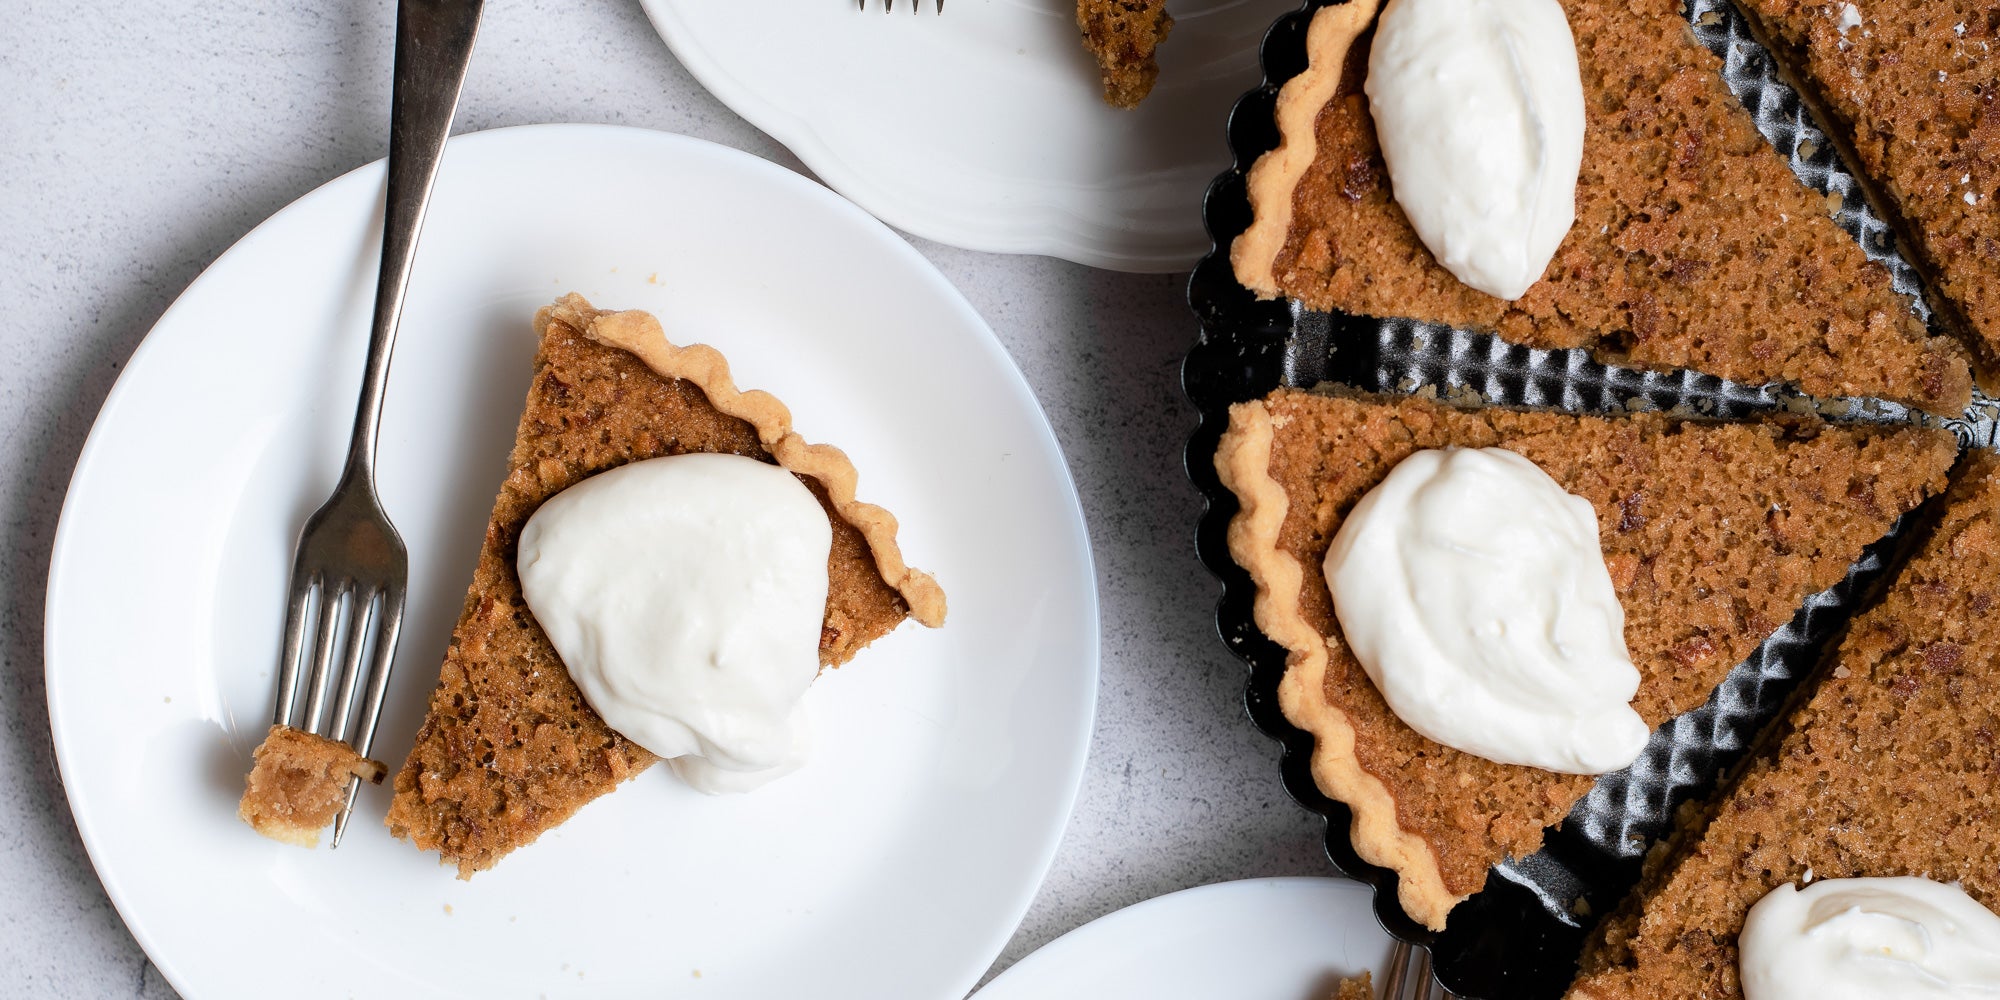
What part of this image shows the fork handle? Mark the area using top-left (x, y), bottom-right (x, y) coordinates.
top-left (342, 0), bottom-right (485, 486)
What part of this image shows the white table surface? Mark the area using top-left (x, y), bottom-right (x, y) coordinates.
top-left (0, 2), bottom-right (1330, 996)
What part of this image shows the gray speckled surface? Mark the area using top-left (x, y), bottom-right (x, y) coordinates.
top-left (0, 2), bottom-right (1327, 996)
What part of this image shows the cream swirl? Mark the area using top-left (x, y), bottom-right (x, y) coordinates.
top-left (1741, 877), bottom-right (2000, 1000)
top-left (518, 452), bottom-right (831, 795)
top-left (1324, 447), bottom-right (1646, 774)
top-left (1365, 0), bottom-right (1586, 299)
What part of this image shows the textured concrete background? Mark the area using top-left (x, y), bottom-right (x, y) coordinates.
top-left (0, 2), bottom-right (1328, 995)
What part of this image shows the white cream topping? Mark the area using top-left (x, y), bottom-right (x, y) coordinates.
top-left (1741, 877), bottom-right (2000, 1000)
top-left (666, 705), bottom-right (813, 795)
top-left (1324, 447), bottom-right (1647, 773)
top-left (517, 453), bottom-right (831, 795)
top-left (1364, 0), bottom-right (1586, 300)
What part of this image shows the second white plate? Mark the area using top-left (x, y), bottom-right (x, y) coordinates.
top-left (974, 877), bottom-right (1396, 1000)
top-left (47, 124), bottom-right (1098, 1000)
top-left (642, 0), bottom-right (1299, 272)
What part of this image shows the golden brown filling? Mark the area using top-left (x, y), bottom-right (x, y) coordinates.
top-left (239, 724), bottom-right (385, 847)
top-left (1246, 388), bottom-right (1954, 898)
top-left (383, 312), bottom-right (911, 877)
top-left (1570, 452), bottom-right (2000, 1000)
top-left (1077, 0), bottom-right (1173, 109)
top-left (1246, 0), bottom-right (1969, 413)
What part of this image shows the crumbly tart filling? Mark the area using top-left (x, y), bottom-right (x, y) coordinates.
top-left (1214, 387), bottom-right (1956, 928)
top-left (384, 294), bottom-right (943, 876)
top-left (238, 725), bottom-right (387, 848)
top-left (552, 297), bottom-right (945, 627)
top-left (1230, 0), bottom-right (1971, 415)
top-left (1568, 451), bottom-right (2000, 1000)
top-left (1076, 0), bottom-right (1174, 109)
top-left (1233, 0), bottom-right (1379, 297)
top-left (1735, 0), bottom-right (2000, 387)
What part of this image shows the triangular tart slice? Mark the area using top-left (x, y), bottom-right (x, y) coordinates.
top-left (1569, 451), bottom-right (2000, 1000)
top-left (1733, 0), bottom-right (2000, 386)
top-left (384, 294), bottom-right (945, 877)
top-left (1231, 0), bottom-right (1970, 414)
top-left (1215, 387), bottom-right (1957, 928)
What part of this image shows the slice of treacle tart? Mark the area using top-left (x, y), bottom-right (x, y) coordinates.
top-left (1215, 387), bottom-right (1956, 928)
top-left (1232, 0), bottom-right (1971, 414)
top-left (383, 294), bottom-right (945, 877)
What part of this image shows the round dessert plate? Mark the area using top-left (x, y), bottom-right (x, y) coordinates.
top-left (973, 878), bottom-right (1396, 999)
top-left (639, 0), bottom-right (1298, 273)
top-left (46, 124), bottom-right (1098, 1000)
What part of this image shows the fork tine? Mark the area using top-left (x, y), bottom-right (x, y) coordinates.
top-left (299, 579), bottom-right (350, 735)
top-left (1385, 939), bottom-right (1440, 1000)
top-left (327, 587), bottom-right (379, 745)
top-left (1382, 941), bottom-right (1414, 999)
top-left (330, 775), bottom-right (365, 849)
top-left (859, 0), bottom-right (941, 14)
top-left (271, 568), bottom-right (317, 728)
top-left (1415, 947), bottom-right (1440, 999)
top-left (348, 583), bottom-right (404, 763)
top-left (330, 584), bottom-right (406, 848)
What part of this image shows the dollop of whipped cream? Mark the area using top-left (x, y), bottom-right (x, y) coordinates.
top-left (1324, 447), bottom-right (1647, 773)
top-left (517, 453), bottom-right (831, 795)
top-left (1741, 877), bottom-right (2000, 1000)
top-left (1364, 0), bottom-right (1586, 299)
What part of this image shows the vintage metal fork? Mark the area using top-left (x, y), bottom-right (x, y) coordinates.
top-left (268, 0), bottom-right (483, 848)
top-left (859, 0), bottom-right (943, 11)
top-left (1383, 940), bottom-right (1450, 1000)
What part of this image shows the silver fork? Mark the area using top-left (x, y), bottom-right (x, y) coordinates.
top-left (859, 0), bottom-right (943, 11)
top-left (268, 0), bottom-right (483, 849)
top-left (1382, 940), bottom-right (1451, 1000)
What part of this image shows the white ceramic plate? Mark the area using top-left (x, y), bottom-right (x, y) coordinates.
top-left (641, 0), bottom-right (1299, 273)
top-left (46, 124), bottom-right (1097, 1000)
top-left (974, 878), bottom-right (1396, 999)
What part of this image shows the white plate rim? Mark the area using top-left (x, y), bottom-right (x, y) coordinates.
top-left (43, 122), bottom-right (1101, 999)
top-left (972, 877), bottom-right (1386, 998)
top-left (637, 2), bottom-right (1200, 274)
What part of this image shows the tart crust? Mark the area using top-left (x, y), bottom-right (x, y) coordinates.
top-left (543, 294), bottom-right (946, 628)
top-left (1216, 394), bottom-right (1456, 924)
top-left (1214, 387), bottom-right (1957, 930)
top-left (385, 294), bottom-right (944, 876)
top-left (1227, 0), bottom-right (1971, 415)
top-left (1233, 0), bottom-right (1380, 298)
top-left (1215, 396), bottom-right (1458, 926)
